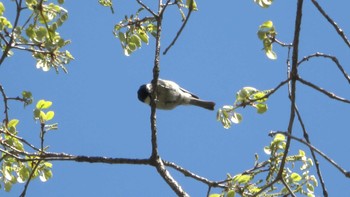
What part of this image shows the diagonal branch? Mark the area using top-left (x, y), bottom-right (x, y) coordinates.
top-left (311, 0), bottom-right (350, 48)
top-left (163, 0), bottom-right (194, 55)
top-left (293, 105), bottom-right (328, 196)
top-left (298, 77), bottom-right (350, 104)
top-left (163, 160), bottom-right (226, 189)
top-left (136, 0), bottom-right (157, 17)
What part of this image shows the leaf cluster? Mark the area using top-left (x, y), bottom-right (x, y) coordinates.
top-left (210, 134), bottom-right (317, 197)
top-left (217, 87), bottom-right (271, 129)
top-left (0, 0), bottom-right (73, 72)
top-left (0, 117), bottom-right (53, 192)
top-left (257, 20), bottom-right (277, 60)
top-left (114, 8), bottom-right (156, 56)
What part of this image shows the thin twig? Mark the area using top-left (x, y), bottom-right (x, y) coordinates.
top-left (298, 77), bottom-right (350, 104)
top-left (163, 0), bottom-right (194, 55)
top-left (0, 129), bottom-right (41, 152)
top-left (281, 178), bottom-right (297, 197)
top-left (311, 0), bottom-right (350, 48)
top-left (298, 52), bottom-right (350, 84)
top-left (0, 84), bottom-right (9, 124)
top-left (0, 0), bottom-right (23, 65)
top-left (136, 0), bottom-right (157, 17)
top-left (20, 160), bottom-right (41, 197)
top-left (293, 105), bottom-right (328, 196)
top-left (159, 0), bottom-right (172, 16)
top-left (163, 160), bottom-right (226, 189)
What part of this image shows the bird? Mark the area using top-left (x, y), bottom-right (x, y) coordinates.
top-left (137, 79), bottom-right (215, 110)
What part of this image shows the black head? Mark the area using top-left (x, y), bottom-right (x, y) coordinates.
top-left (137, 84), bottom-right (150, 102)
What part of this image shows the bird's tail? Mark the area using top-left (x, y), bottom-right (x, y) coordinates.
top-left (189, 99), bottom-right (215, 110)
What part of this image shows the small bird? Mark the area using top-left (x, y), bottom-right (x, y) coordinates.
top-left (137, 79), bottom-right (215, 110)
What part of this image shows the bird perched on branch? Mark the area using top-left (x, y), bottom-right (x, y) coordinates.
top-left (138, 79), bottom-right (215, 110)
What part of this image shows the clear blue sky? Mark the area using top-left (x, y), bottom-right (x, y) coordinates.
top-left (1, 0), bottom-right (350, 196)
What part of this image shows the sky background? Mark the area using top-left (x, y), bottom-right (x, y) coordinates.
top-left (1, 0), bottom-right (350, 196)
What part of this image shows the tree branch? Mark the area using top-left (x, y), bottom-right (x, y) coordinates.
top-left (163, 0), bottom-right (194, 55)
top-left (298, 77), bottom-right (350, 104)
top-left (311, 0), bottom-right (350, 48)
top-left (298, 52), bottom-right (350, 84)
top-left (293, 105), bottom-right (328, 196)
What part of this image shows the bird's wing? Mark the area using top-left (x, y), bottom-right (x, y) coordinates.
top-left (158, 79), bottom-right (199, 99)
top-left (179, 87), bottom-right (199, 99)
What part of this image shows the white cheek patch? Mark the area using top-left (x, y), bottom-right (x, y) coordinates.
top-left (144, 96), bottom-right (151, 105)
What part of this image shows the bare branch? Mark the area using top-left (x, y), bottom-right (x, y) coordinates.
top-left (164, 160), bottom-right (226, 189)
top-left (0, 84), bottom-right (9, 124)
top-left (298, 77), bottom-right (350, 104)
top-left (163, 0), bottom-right (194, 55)
top-left (311, 0), bottom-right (350, 48)
top-left (281, 178), bottom-right (297, 197)
top-left (293, 106), bottom-right (328, 196)
top-left (136, 0), bottom-right (157, 17)
top-left (298, 52), bottom-right (350, 84)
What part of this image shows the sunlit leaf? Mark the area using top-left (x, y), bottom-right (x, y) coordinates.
top-left (8, 119), bottom-right (19, 129)
top-left (290, 172), bottom-right (302, 182)
top-left (45, 111), bottom-right (55, 121)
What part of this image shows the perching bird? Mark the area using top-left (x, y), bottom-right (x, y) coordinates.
top-left (137, 79), bottom-right (215, 110)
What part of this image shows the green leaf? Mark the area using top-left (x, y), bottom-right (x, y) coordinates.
top-left (58, 0), bottom-right (64, 4)
top-left (127, 42), bottom-right (137, 51)
top-left (0, 2), bottom-right (5, 15)
top-left (209, 194), bottom-right (221, 197)
top-left (255, 103), bottom-right (268, 114)
top-left (307, 183), bottom-right (314, 192)
top-left (266, 48), bottom-right (277, 60)
top-left (35, 26), bottom-right (48, 41)
top-left (186, 0), bottom-right (198, 11)
top-left (253, 91), bottom-right (267, 102)
top-left (273, 133), bottom-right (285, 142)
top-left (290, 172), bottom-right (302, 182)
top-left (39, 169), bottom-right (53, 182)
top-left (0, 16), bottom-right (13, 30)
top-left (34, 108), bottom-right (41, 119)
top-left (118, 32), bottom-right (126, 42)
top-left (8, 119), bottom-right (19, 128)
top-left (264, 146), bottom-right (271, 154)
top-left (130, 34), bottom-right (141, 47)
top-left (18, 166), bottom-right (30, 183)
top-left (227, 190), bottom-right (235, 197)
top-left (22, 91), bottom-right (32, 99)
top-left (254, 0), bottom-right (274, 8)
top-left (137, 29), bottom-right (149, 44)
top-left (230, 112), bottom-right (242, 124)
top-left (233, 174), bottom-right (252, 184)
top-left (39, 110), bottom-right (46, 122)
top-left (4, 180), bottom-right (12, 192)
top-left (45, 111), bottom-right (55, 121)
top-left (36, 100), bottom-right (52, 109)
top-left (259, 20), bottom-right (274, 31)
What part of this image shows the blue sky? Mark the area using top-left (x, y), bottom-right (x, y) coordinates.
top-left (1, 0), bottom-right (350, 196)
